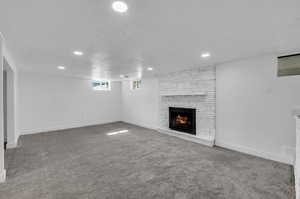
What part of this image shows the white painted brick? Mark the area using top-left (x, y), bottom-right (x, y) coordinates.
top-left (158, 66), bottom-right (216, 141)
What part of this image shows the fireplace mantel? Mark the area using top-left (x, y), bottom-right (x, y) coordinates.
top-left (160, 91), bottom-right (206, 96)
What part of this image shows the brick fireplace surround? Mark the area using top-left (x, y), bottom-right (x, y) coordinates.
top-left (157, 66), bottom-right (216, 146)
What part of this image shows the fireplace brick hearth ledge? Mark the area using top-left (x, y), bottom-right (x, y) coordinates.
top-left (157, 128), bottom-right (215, 147)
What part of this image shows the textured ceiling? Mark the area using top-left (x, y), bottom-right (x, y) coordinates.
top-left (0, 0), bottom-right (300, 80)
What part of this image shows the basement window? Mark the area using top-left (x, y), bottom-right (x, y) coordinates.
top-left (278, 53), bottom-right (300, 77)
top-left (92, 80), bottom-right (111, 91)
top-left (132, 80), bottom-right (141, 90)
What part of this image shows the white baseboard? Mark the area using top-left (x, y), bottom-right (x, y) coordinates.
top-left (0, 169), bottom-right (6, 183)
top-left (121, 122), bottom-right (214, 147)
top-left (215, 140), bottom-right (294, 165)
top-left (20, 120), bottom-right (121, 135)
top-left (7, 141), bottom-right (18, 149)
top-left (122, 121), bottom-right (158, 131)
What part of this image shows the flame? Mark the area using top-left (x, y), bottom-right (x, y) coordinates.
top-left (176, 115), bottom-right (189, 125)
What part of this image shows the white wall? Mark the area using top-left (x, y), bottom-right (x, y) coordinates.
top-left (296, 116), bottom-right (300, 199)
top-left (2, 35), bottom-right (18, 148)
top-left (216, 55), bottom-right (300, 164)
top-left (120, 55), bottom-right (299, 165)
top-left (0, 33), bottom-right (6, 182)
top-left (121, 78), bottom-right (159, 129)
top-left (3, 59), bottom-right (17, 148)
top-left (18, 72), bottom-right (122, 135)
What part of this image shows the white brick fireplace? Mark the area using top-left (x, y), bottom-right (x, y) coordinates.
top-left (157, 66), bottom-right (216, 146)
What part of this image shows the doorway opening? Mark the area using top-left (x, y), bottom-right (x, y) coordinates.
top-left (3, 58), bottom-right (16, 150)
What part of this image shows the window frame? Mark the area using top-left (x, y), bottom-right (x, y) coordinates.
top-left (131, 80), bottom-right (141, 90)
top-left (92, 80), bottom-right (111, 91)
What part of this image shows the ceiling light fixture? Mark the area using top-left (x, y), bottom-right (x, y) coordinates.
top-left (112, 1), bottom-right (128, 13)
top-left (73, 51), bottom-right (83, 56)
top-left (147, 67), bottom-right (153, 71)
top-left (120, 74), bottom-right (125, 78)
top-left (57, 66), bottom-right (66, 70)
top-left (201, 52), bottom-right (211, 58)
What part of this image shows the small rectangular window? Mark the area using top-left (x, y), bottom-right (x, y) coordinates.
top-left (92, 80), bottom-right (111, 91)
top-left (278, 53), bottom-right (300, 77)
top-left (132, 80), bottom-right (141, 90)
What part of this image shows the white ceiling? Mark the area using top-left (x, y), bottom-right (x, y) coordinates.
top-left (0, 0), bottom-right (300, 80)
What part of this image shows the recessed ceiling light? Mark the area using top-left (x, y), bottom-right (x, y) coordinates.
top-left (112, 1), bottom-right (128, 13)
top-left (57, 66), bottom-right (66, 70)
top-left (147, 67), bottom-right (153, 71)
top-left (201, 52), bottom-right (211, 58)
top-left (73, 51), bottom-right (83, 56)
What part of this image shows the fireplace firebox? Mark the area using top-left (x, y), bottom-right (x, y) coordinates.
top-left (169, 107), bottom-right (196, 135)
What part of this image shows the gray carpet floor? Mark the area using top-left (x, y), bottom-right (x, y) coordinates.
top-left (0, 122), bottom-right (295, 199)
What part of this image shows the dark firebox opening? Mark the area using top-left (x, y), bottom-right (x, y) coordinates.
top-left (169, 107), bottom-right (196, 135)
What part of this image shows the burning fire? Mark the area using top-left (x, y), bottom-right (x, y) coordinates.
top-left (176, 115), bottom-right (189, 125)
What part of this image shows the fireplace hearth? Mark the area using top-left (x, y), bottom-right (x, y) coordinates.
top-left (169, 107), bottom-right (196, 135)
